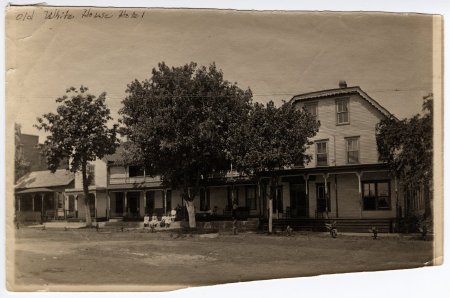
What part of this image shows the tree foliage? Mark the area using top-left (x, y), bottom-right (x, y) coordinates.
top-left (231, 101), bottom-right (320, 175)
top-left (376, 94), bottom-right (433, 186)
top-left (35, 86), bottom-right (119, 226)
top-left (376, 94), bottom-right (433, 216)
top-left (119, 62), bottom-right (252, 198)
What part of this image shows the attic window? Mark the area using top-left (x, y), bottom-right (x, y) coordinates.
top-left (336, 98), bottom-right (349, 125)
top-left (304, 102), bottom-right (318, 118)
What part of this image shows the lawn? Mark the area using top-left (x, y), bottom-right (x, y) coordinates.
top-left (10, 227), bottom-right (434, 291)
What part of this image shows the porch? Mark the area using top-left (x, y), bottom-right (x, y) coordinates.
top-left (15, 188), bottom-right (67, 223)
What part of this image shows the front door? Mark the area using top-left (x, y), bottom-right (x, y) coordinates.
top-left (88, 193), bottom-right (96, 218)
top-left (290, 183), bottom-right (308, 218)
top-left (316, 183), bottom-right (331, 215)
top-left (128, 192), bottom-right (140, 217)
top-left (145, 191), bottom-right (155, 215)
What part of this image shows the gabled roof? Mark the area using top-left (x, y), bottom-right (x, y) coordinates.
top-left (15, 169), bottom-right (74, 190)
top-left (103, 142), bottom-right (133, 165)
top-left (289, 86), bottom-right (397, 120)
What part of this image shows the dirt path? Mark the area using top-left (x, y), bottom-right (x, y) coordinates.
top-left (10, 228), bottom-right (434, 290)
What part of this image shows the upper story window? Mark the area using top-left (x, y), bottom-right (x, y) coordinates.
top-left (304, 102), bottom-right (318, 118)
top-left (316, 141), bottom-right (328, 166)
top-left (346, 137), bottom-right (360, 164)
top-left (87, 164), bottom-right (95, 185)
top-left (336, 98), bottom-right (349, 125)
top-left (129, 165), bottom-right (144, 177)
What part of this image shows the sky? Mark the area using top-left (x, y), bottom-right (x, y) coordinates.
top-left (6, 7), bottom-right (434, 141)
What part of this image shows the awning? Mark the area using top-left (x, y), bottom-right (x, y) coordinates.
top-left (15, 187), bottom-right (55, 194)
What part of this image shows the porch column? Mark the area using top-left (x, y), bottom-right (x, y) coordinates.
top-left (41, 193), bottom-right (44, 215)
top-left (17, 196), bottom-right (21, 212)
top-left (302, 174), bottom-right (310, 195)
top-left (106, 191), bottom-right (109, 219)
top-left (356, 171), bottom-right (362, 218)
top-left (124, 191), bottom-right (128, 216)
top-left (163, 189), bottom-right (167, 215)
top-left (323, 173), bottom-right (329, 217)
top-left (32, 194), bottom-right (35, 211)
top-left (141, 191), bottom-right (145, 217)
top-left (74, 195), bottom-right (78, 218)
top-left (334, 174), bottom-right (339, 218)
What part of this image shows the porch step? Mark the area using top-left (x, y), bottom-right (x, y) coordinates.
top-left (260, 218), bottom-right (394, 233)
top-left (196, 219), bottom-right (260, 232)
top-left (103, 220), bottom-right (183, 230)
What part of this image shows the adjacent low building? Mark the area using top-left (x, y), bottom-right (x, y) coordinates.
top-left (15, 169), bottom-right (75, 222)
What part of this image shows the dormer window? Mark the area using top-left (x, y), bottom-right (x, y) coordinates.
top-left (336, 98), bottom-right (349, 125)
top-left (304, 102), bottom-right (318, 118)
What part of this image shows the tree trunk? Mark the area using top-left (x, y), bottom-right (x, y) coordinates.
top-left (268, 176), bottom-right (277, 234)
top-left (81, 161), bottom-right (92, 227)
top-left (185, 200), bottom-right (196, 228)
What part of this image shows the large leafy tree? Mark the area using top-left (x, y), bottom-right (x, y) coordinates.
top-left (14, 123), bottom-right (30, 182)
top-left (376, 94), bottom-right (433, 218)
top-left (35, 86), bottom-right (119, 227)
top-left (230, 101), bottom-right (320, 232)
top-left (119, 62), bottom-right (252, 228)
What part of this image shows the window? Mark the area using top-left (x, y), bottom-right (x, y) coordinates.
top-left (346, 137), bottom-right (360, 164)
top-left (336, 99), bottom-right (349, 124)
top-left (363, 181), bottom-right (391, 210)
top-left (200, 188), bottom-right (210, 211)
top-left (87, 164), bottom-right (95, 185)
top-left (316, 141), bottom-right (328, 166)
top-left (129, 165), bottom-right (144, 177)
top-left (245, 186), bottom-right (257, 210)
top-left (304, 102), bottom-right (318, 118)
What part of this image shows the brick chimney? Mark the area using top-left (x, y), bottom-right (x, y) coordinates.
top-left (339, 80), bottom-right (347, 88)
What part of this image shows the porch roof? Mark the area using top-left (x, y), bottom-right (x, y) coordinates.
top-left (15, 169), bottom-right (74, 190)
top-left (16, 187), bottom-right (55, 194)
top-left (65, 186), bottom-right (107, 194)
top-left (260, 163), bottom-right (390, 177)
top-left (107, 181), bottom-right (164, 191)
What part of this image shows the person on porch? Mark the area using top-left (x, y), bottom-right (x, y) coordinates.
top-left (143, 214), bottom-right (150, 228)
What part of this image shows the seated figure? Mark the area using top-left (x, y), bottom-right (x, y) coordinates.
top-left (143, 214), bottom-right (150, 227)
top-left (149, 215), bottom-right (159, 228)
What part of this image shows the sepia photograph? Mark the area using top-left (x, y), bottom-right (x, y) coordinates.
top-left (4, 2), bottom-right (444, 294)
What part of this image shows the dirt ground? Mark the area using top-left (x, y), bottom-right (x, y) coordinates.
top-left (10, 227), bottom-right (434, 290)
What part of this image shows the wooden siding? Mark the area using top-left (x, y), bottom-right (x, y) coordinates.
top-left (295, 93), bottom-right (386, 168)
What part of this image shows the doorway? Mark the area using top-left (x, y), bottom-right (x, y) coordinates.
top-left (127, 192), bottom-right (140, 217)
top-left (316, 183), bottom-right (331, 215)
top-left (290, 183), bottom-right (308, 218)
top-left (145, 191), bottom-right (155, 215)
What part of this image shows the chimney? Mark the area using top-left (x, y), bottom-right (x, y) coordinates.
top-left (339, 80), bottom-right (347, 88)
